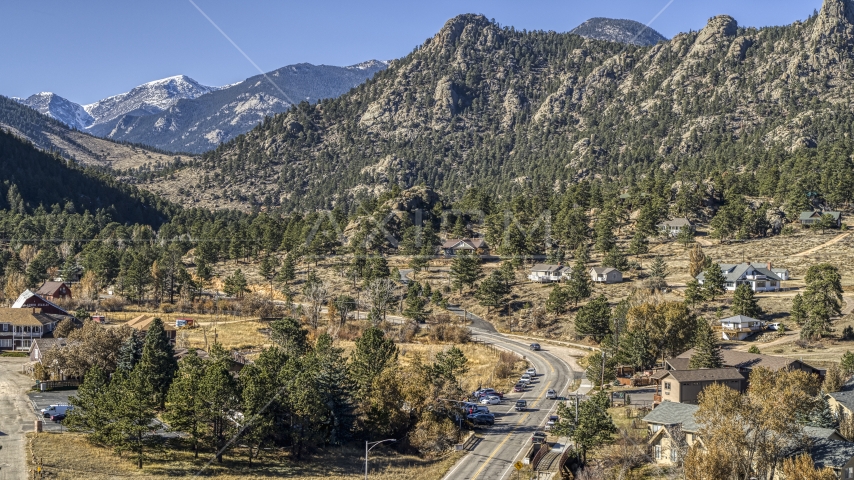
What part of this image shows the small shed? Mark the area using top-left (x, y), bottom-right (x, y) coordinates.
top-left (590, 267), bottom-right (622, 284)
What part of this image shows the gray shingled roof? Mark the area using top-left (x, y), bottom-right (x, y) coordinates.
top-left (804, 426), bottom-right (841, 440)
top-left (719, 315), bottom-right (762, 325)
top-left (809, 438), bottom-right (854, 470)
top-left (665, 358), bottom-right (691, 370)
top-left (643, 401), bottom-right (700, 432)
top-left (530, 264), bottom-right (570, 274)
top-left (677, 348), bottom-right (806, 372)
top-left (658, 218), bottom-right (692, 228)
top-left (828, 391), bottom-right (854, 414)
top-left (695, 263), bottom-right (782, 283)
top-left (664, 368), bottom-right (745, 383)
top-left (800, 211), bottom-right (841, 221)
top-left (591, 267), bottom-right (618, 275)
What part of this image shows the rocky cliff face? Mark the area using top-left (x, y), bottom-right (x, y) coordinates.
top-left (141, 1), bottom-right (854, 212)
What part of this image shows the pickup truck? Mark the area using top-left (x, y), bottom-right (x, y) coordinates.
top-left (544, 415), bottom-right (559, 431)
top-left (515, 400), bottom-right (527, 411)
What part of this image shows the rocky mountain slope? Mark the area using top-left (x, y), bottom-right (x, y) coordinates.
top-left (17, 92), bottom-right (94, 130)
top-left (570, 17), bottom-right (667, 46)
top-left (148, 1), bottom-right (854, 213)
top-left (86, 61), bottom-right (388, 153)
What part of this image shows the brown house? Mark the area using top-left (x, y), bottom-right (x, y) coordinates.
top-left (657, 369), bottom-right (746, 404)
top-left (35, 281), bottom-right (72, 301)
top-left (441, 238), bottom-right (488, 256)
top-left (126, 315), bottom-right (177, 344)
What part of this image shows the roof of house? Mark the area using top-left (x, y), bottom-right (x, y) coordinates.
top-left (643, 401), bottom-right (700, 432)
top-left (827, 391), bottom-right (854, 414)
top-left (11, 290), bottom-right (71, 316)
top-left (35, 281), bottom-right (69, 296)
top-left (800, 211), bottom-right (842, 221)
top-left (809, 438), bottom-right (854, 470)
top-left (174, 348), bottom-right (209, 360)
top-left (677, 348), bottom-right (810, 372)
top-left (804, 426), bottom-right (843, 440)
top-left (441, 238), bottom-right (487, 249)
top-left (591, 267), bottom-right (619, 275)
top-left (719, 315), bottom-right (762, 325)
top-left (662, 368), bottom-right (745, 383)
top-left (0, 308), bottom-right (51, 327)
top-left (696, 263), bottom-right (782, 283)
top-left (32, 338), bottom-right (68, 351)
top-left (126, 315), bottom-right (177, 331)
top-left (658, 218), bottom-right (692, 227)
top-left (665, 358), bottom-right (691, 371)
top-left (771, 268), bottom-right (789, 274)
top-left (530, 264), bottom-right (570, 273)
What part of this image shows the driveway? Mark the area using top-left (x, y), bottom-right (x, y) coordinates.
top-left (0, 357), bottom-right (39, 480)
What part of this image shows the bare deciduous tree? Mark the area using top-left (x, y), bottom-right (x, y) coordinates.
top-left (304, 281), bottom-right (328, 329)
top-left (365, 278), bottom-right (396, 325)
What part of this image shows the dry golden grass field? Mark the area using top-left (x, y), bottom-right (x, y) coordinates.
top-left (27, 432), bottom-right (462, 480)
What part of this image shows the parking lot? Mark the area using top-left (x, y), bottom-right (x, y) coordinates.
top-left (27, 389), bottom-right (75, 432)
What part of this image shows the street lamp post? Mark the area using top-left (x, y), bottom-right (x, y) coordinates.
top-left (365, 438), bottom-right (396, 480)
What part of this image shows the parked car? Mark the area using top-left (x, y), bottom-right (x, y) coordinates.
top-left (530, 343), bottom-right (541, 351)
top-left (531, 431), bottom-right (547, 444)
top-left (544, 415), bottom-right (559, 431)
top-left (526, 368), bottom-right (537, 377)
top-left (468, 413), bottom-right (495, 425)
top-left (41, 405), bottom-right (72, 418)
top-left (480, 395), bottom-right (501, 405)
top-left (518, 378), bottom-right (531, 385)
top-left (515, 400), bottom-right (528, 411)
top-left (767, 323), bottom-right (782, 331)
top-left (473, 388), bottom-right (497, 398)
top-left (546, 389), bottom-right (557, 399)
top-left (513, 383), bottom-right (526, 392)
top-left (50, 413), bottom-right (66, 422)
top-left (465, 405), bottom-right (490, 415)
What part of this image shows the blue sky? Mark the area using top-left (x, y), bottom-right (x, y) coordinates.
top-left (2, 0), bottom-right (823, 104)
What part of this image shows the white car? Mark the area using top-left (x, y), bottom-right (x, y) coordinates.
top-left (480, 395), bottom-right (501, 405)
top-left (521, 373), bottom-right (531, 381)
top-left (526, 368), bottom-right (537, 377)
top-left (518, 378), bottom-right (531, 385)
top-left (767, 323), bottom-right (781, 331)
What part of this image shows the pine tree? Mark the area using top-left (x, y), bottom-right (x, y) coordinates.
top-left (649, 256), bottom-right (669, 279)
top-left (689, 320), bottom-right (723, 369)
top-left (201, 358), bottom-right (240, 463)
top-left (688, 244), bottom-right (707, 278)
top-left (350, 326), bottom-right (398, 399)
top-left (702, 263), bottom-right (726, 301)
top-left (116, 333), bottom-right (144, 373)
top-left (135, 318), bottom-right (178, 408)
top-left (546, 285), bottom-right (571, 314)
top-left (572, 391), bottom-right (617, 462)
top-left (164, 350), bottom-right (207, 458)
top-left (107, 368), bottom-right (160, 469)
top-left (566, 254), bottom-right (592, 307)
top-left (450, 251), bottom-right (482, 292)
top-left (628, 232), bottom-right (649, 258)
top-left (842, 351), bottom-right (854, 376)
top-left (731, 283), bottom-right (762, 318)
top-left (475, 270), bottom-right (510, 313)
top-left (575, 295), bottom-right (612, 340)
top-left (313, 334), bottom-right (356, 445)
top-left (66, 365), bottom-right (111, 441)
top-left (403, 286), bottom-right (430, 322)
top-left (224, 269), bottom-right (249, 298)
top-left (270, 317), bottom-right (309, 356)
top-left (277, 255), bottom-right (296, 285)
top-left (807, 394), bottom-right (837, 429)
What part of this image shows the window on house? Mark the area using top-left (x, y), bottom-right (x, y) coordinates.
top-left (0, 339), bottom-right (11, 348)
top-left (846, 467), bottom-right (853, 478)
top-left (654, 445), bottom-right (661, 460)
top-left (671, 449), bottom-right (677, 462)
top-left (1, 323), bottom-right (7, 331)
top-left (664, 382), bottom-right (671, 390)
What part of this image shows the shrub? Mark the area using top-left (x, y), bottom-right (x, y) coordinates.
top-left (748, 345), bottom-right (761, 354)
top-left (99, 297), bottom-right (126, 312)
top-left (843, 325), bottom-right (854, 341)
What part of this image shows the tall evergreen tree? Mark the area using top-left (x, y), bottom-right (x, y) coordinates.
top-left (201, 357), bottom-right (240, 463)
top-left (575, 295), bottom-right (612, 340)
top-left (702, 263), bottom-right (726, 301)
top-left (135, 318), bottom-right (178, 408)
top-left (164, 350), bottom-right (207, 458)
top-left (450, 251), bottom-right (482, 292)
top-left (116, 332), bottom-right (144, 373)
top-left (731, 283), bottom-right (762, 318)
top-left (350, 327), bottom-right (398, 399)
top-left (475, 270), bottom-right (510, 313)
top-left (689, 320), bottom-right (723, 369)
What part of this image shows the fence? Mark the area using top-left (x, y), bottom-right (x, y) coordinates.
top-left (531, 443), bottom-right (549, 470)
top-left (37, 379), bottom-right (81, 390)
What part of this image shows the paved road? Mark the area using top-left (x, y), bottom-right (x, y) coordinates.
top-left (442, 308), bottom-right (582, 480)
top-left (0, 357), bottom-right (38, 480)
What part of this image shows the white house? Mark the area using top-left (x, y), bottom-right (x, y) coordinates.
top-left (657, 218), bottom-right (693, 237)
top-left (590, 267), bottom-right (622, 284)
top-left (771, 268), bottom-right (790, 281)
top-left (696, 263), bottom-right (782, 292)
top-left (528, 264), bottom-right (571, 283)
top-left (719, 315), bottom-right (765, 341)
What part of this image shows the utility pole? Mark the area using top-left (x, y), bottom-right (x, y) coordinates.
top-left (365, 439), bottom-right (396, 480)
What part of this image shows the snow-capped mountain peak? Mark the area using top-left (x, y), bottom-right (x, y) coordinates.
top-left (17, 92), bottom-right (94, 130)
top-left (82, 74), bottom-right (217, 126)
top-left (346, 59), bottom-right (390, 71)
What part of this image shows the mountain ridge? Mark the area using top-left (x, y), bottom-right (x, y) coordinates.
top-left (570, 17), bottom-right (668, 46)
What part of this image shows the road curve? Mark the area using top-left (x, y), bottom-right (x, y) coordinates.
top-left (442, 308), bottom-right (581, 480)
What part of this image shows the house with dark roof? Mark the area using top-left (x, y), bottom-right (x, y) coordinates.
top-left (658, 369), bottom-right (746, 404)
top-left (696, 262), bottom-right (783, 292)
top-left (528, 264), bottom-right (571, 283)
top-left (657, 218), bottom-right (693, 237)
top-left (674, 348), bottom-right (822, 377)
top-left (35, 281), bottom-right (72, 301)
top-left (644, 402), bottom-right (702, 465)
top-left (590, 267), bottom-right (622, 284)
top-left (827, 391), bottom-right (854, 423)
top-left (800, 210), bottom-right (842, 228)
top-left (441, 238), bottom-right (488, 256)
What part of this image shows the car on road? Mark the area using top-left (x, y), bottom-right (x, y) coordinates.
top-left (520, 374), bottom-right (532, 383)
top-left (544, 415), bottom-right (559, 431)
top-left (526, 368), bottom-right (537, 377)
top-left (531, 431), bottom-right (547, 444)
top-left (513, 383), bottom-right (526, 392)
top-left (546, 389), bottom-right (557, 399)
top-left (530, 343), bottom-right (541, 351)
top-left (467, 413), bottom-right (495, 425)
top-left (515, 400), bottom-right (527, 411)
top-left (518, 378), bottom-right (531, 385)
top-left (480, 395), bottom-right (501, 405)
